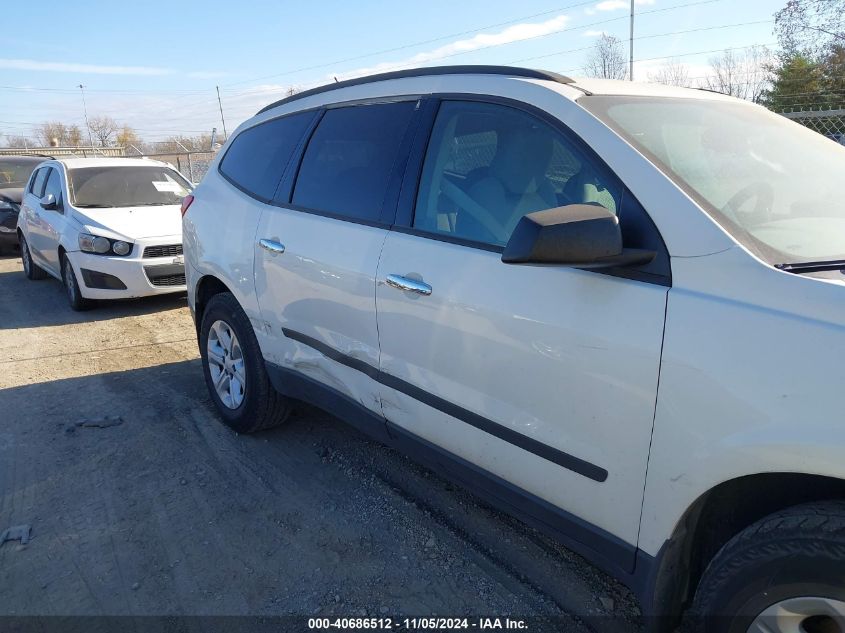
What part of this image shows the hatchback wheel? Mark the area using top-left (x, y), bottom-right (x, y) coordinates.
top-left (61, 254), bottom-right (92, 311)
top-left (692, 501), bottom-right (845, 633)
top-left (199, 292), bottom-right (291, 432)
top-left (20, 235), bottom-right (47, 280)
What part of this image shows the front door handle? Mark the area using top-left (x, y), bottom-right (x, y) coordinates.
top-left (259, 238), bottom-right (285, 255)
top-left (385, 274), bottom-right (432, 296)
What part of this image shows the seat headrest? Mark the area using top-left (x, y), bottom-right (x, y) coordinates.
top-left (490, 129), bottom-right (553, 195)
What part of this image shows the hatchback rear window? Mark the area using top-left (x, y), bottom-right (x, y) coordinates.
top-left (292, 101), bottom-right (416, 222)
top-left (219, 110), bottom-right (316, 202)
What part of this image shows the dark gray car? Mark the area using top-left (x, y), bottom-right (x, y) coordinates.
top-left (0, 155), bottom-right (49, 252)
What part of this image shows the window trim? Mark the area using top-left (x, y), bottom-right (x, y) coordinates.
top-left (394, 93), bottom-right (671, 286)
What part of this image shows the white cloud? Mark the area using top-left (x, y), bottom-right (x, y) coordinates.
top-left (187, 70), bottom-right (229, 80)
top-left (0, 58), bottom-right (174, 76)
top-left (334, 14), bottom-right (571, 81)
top-left (589, 0), bottom-right (655, 13)
top-left (583, 30), bottom-right (609, 37)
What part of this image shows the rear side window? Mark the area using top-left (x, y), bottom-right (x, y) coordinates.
top-left (30, 168), bottom-right (48, 197)
top-left (220, 110), bottom-right (315, 202)
top-left (292, 101), bottom-right (416, 222)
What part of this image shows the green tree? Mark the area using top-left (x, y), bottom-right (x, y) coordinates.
top-left (761, 53), bottom-right (826, 110)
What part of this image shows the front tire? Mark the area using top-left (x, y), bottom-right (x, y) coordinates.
top-left (199, 292), bottom-right (291, 433)
top-left (692, 501), bottom-right (845, 633)
top-left (20, 234), bottom-right (47, 280)
top-left (61, 253), bottom-right (93, 311)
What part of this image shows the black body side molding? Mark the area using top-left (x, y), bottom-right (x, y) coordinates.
top-left (281, 327), bottom-right (608, 483)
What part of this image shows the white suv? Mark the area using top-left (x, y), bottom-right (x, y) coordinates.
top-left (184, 66), bottom-right (845, 631)
top-left (18, 157), bottom-right (191, 310)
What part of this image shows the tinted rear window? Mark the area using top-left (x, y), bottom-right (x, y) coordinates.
top-left (0, 159), bottom-right (42, 189)
top-left (292, 101), bottom-right (415, 222)
top-left (220, 110), bottom-right (315, 201)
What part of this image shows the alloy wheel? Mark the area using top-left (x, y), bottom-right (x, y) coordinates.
top-left (747, 597), bottom-right (845, 633)
top-left (206, 319), bottom-right (246, 409)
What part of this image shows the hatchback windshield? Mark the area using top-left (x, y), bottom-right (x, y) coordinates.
top-left (582, 96), bottom-right (845, 265)
top-left (68, 165), bottom-right (192, 208)
top-left (0, 159), bottom-right (42, 189)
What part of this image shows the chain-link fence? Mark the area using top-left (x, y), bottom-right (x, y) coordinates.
top-left (781, 108), bottom-right (845, 145)
top-left (0, 145), bottom-right (219, 184)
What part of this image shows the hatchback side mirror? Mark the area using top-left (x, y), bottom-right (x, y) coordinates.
top-left (502, 204), bottom-right (655, 268)
top-left (40, 193), bottom-right (58, 211)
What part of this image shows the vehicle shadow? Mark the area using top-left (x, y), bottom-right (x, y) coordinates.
top-left (0, 265), bottom-right (188, 330)
top-left (0, 360), bottom-right (639, 628)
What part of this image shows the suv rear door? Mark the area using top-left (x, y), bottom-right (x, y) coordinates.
top-left (374, 97), bottom-right (670, 572)
top-left (254, 99), bottom-right (419, 424)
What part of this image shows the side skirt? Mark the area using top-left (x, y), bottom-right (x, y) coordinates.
top-left (265, 361), bottom-right (661, 613)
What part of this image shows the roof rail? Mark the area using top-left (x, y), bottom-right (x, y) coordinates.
top-left (257, 65), bottom-right (575, 115)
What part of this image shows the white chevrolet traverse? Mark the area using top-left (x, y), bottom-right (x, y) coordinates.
top-left (183, 66), bottom-right (845, 631)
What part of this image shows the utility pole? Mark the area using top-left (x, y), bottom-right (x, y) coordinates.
top-left (629, 0), bottom-right (635, 81)
top-left (78, 84), bottom-right (94, 147)
top-left (216, 86), bottom-right (228, 140)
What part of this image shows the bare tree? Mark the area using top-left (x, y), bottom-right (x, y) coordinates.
top-left (37, 121), bottom-right (68, 147)
top-left (583, 34), bottom-right (628, 80)
top-left (648, 58), bottom-right (691, 87)
top-left (704, 46), bottom-right (771, 102)
top-left (776, 0), bottom-right (845, 56)
top-left (88, 115), bottom-right (119, 147)
top-left (3, 135), bottom-right (31, 149)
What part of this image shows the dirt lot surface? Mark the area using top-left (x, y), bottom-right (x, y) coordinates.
top-left (0, 252), bottom-right (641, 632)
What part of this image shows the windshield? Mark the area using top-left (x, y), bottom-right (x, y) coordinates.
top-left (581, 96), bottom-right (845, 265)
top-left (0, 160), bottom-right (42, 189)
top-left (68, 165), bottom-right (192, 208)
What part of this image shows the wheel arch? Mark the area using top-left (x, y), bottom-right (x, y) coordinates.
top-left (648, 472), bottom-right (845, 628)
top-left (194, 275), bottom-right (235, 334)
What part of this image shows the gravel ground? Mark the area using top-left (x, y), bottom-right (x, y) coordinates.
top-left (0, 252), bottom-right (641, 632)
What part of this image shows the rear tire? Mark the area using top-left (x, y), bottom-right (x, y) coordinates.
top-left (61, 253), bottom-right (93, 311)
top-left (691, 501), bottom-right (845, 633)
top-left (20, 234), bottom-right (47, 280)
top-left (199, 292), bottom-right (291, 433)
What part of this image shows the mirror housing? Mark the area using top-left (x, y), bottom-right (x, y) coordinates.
top-left (39, 193), bottom-right (58, 211)
top-left (502, 204), bottom-right (655, 268)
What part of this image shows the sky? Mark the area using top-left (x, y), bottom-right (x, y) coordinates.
top-left (1, 0), bottom-right (785, 145)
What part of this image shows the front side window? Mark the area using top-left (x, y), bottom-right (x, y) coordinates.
top-left (582, 96), bottom-right (845, 265)
top-left (68, 166), bottom-right (192, 208)
top-left (43, 168), bottom-right (63, 208)
top-left (30, 168), bottom-right (49, 197)
top-left (220, 110), bottom-right (316, 201)
top-left (292, 101), bottom-right (416, 222)
top-left (413, 101), bottom-right (621, 247)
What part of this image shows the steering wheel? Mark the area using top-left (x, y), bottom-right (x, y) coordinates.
top-left (723, 181), bottom-right (774, 225)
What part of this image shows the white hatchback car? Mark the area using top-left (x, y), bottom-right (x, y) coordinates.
top-left (18, 157), bottom-right (192, 310)
top-left (184, 66), bottom-right (845, 631)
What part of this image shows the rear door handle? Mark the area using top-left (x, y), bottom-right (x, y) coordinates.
top-left (385, 274), bottom-right (432, 296)
top-left (259, 238), bottom-right (285, 255)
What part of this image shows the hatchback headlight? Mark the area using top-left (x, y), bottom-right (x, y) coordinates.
top-left (0, 199), bottom-right (19, 211)
top-left (78, 233), bottom-right (133, 257)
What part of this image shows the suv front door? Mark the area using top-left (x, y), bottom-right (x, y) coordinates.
top-left (374, 99), bottom-right (669, 571)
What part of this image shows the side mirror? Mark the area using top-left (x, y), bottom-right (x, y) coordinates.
top-left (502, 204), bottom-right (655, 268)
top-left (39, 193), bottom-right (58, 211)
